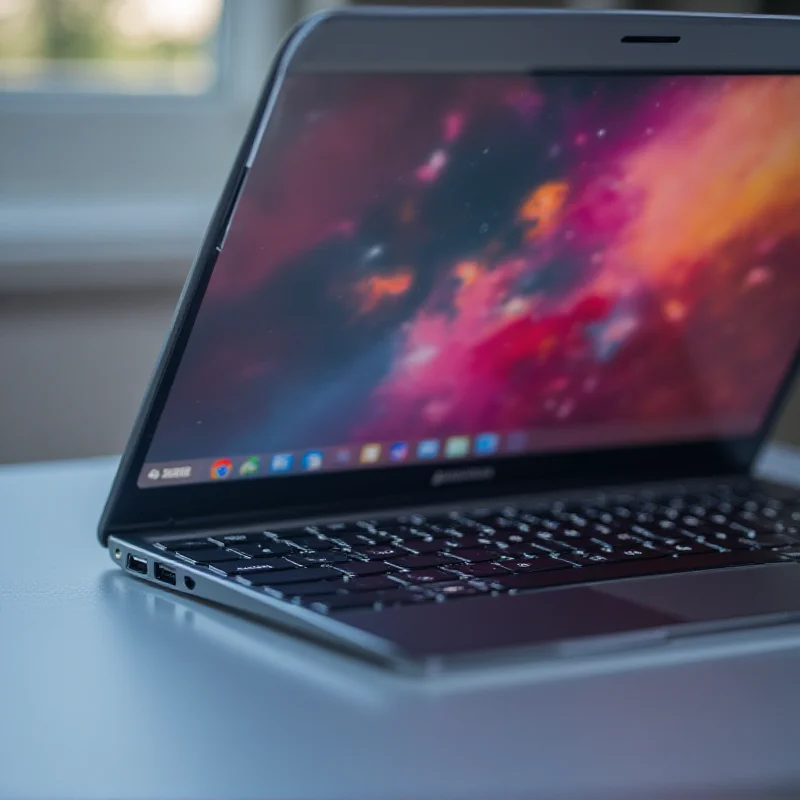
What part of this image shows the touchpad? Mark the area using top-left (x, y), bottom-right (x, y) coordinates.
top-left (599, 563), bottom-right (800, 623)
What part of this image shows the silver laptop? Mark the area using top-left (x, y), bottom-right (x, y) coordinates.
top-left (99, 8), bottom-right (800, 672)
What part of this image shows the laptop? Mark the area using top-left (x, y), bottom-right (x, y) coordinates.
top-left (99, 8), bottom-right (800, 673)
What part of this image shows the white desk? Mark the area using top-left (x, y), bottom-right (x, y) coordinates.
top-left (1, 447), bottom-right (799, 800)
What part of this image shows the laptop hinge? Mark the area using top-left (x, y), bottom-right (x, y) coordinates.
top-left (106, 519), bottom-right (175, 535)
top-left (118, 472), bottom-right (752, 537)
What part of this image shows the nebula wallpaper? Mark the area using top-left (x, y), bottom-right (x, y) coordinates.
top-left (145, 73), bottom-right (800, 466)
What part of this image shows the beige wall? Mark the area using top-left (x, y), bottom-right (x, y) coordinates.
top-left (0, 287), bottom-right (179, 463)
top-left (0, 285), bottom-right (798, 465)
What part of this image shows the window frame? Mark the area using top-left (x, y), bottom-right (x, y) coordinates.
top-left (0, 0), bottom-right (303, 289)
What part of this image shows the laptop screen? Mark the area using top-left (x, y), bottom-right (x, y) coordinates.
top-left (139, 73), bottom-right (800, 488)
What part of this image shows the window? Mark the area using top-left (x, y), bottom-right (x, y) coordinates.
top-left (0, 0), bottom-right (224, 95)
top-left (0, 0), bottom-right (306, 288)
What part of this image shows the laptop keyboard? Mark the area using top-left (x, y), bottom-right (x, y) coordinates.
top-left (152, 484), bottom-right (800, 614)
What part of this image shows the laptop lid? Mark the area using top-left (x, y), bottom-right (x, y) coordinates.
top-left (100, 10), bottom-right (800, 539)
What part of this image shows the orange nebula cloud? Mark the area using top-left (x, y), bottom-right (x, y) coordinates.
top-left (614, 77), bottom-right (800, 286)
top-left (454, 260), bottom-right (484, 286)
top-left (356, 270), bottom-right (413, 312)
top-left (519, 181), bottom-right (569, 240)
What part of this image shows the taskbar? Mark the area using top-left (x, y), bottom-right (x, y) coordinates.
top-left (137, 417), bottom-right (753, 489)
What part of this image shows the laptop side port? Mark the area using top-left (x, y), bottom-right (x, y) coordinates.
top-left (126, 554), bottom-right (148, 575)
top-left (154, 562), bottom-right (177, 586)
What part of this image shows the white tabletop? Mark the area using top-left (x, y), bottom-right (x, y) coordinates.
top-left (1, 446), bottom-right (799, 800)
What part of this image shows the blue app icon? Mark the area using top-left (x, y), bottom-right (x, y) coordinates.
top-left (270, 453), bottom-right (293, 473)
top-left (302, 451), bottom-right (324, 471)
top-left (474, 432), bottom-right (499, 456)
top-left (417, 439), bottom-right (440, 459)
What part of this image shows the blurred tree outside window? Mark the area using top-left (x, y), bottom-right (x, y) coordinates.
top-left (0, 0), bottom-right (285, 287)
top-left (0, 0), bottom-right (223, 94)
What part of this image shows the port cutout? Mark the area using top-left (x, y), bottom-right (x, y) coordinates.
top-left (184, 576), bottom-right (196, 590)
top-left (154, 563), bottom-right (177, 586)
top-left (126, 554), bottom-right (148, 575)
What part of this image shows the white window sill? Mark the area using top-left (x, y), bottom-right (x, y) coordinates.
top-left (0, 200), bottom-right (211, 291)
top-left (0, 0), bottom-right (295, 293)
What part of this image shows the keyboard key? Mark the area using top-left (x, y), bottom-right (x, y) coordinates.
top-left (333, 561), bottom-right (393, 577)
top-left (342, 575), bottom-right (401, 593)
top-left (351, 545), bottom-right (410, 560)
top-left (495, 544), bottom-right (544, 559)
top-left (396, 513), bottom-right (430, 525)
top-left (443, 562), bottom-right (513, 578)
top-left (323, 522), bottom-right (366, 534)
top-left (488, 516), bottom-right (521, 530)
top-left (747, 533), bottom-right (796, 548)
top-left (286, 552), bottom-right (351, 567)
top-left (593, 547), bottom-right (666, 563)
top-left (529, 536), bottom-right (579, 552)
top-left (588, 532), bottom-right (643, 548)
top-left (262, 581), bottom-right (347, 598)
top-left (208, 533), bottom-right (268, 546)
top-left (229, 542), bottom-right (293, 558)
top-left (378, 525), bottom-right (431, 540)
top-left (669, 541), bottom-right (720, 555)
top-left (278, 535), bottom-right (332, 551)
top-left (562, 551), bottom-right (615, 565)
top-left (701, 531), bottom-right (757, 550)
top-left (208, 557), bottom-right (299, 576)
top-left (588, 523), bottom-right (615, 536)
top-left (236, 567), bottom-right (342, 586)
top-left (398, 539), bottom-right (446, 555)
top-left (298, 538), bottom-right (338, 551)
top-left (728, 521), bottom-right (766, 538)
top-left (386, 554), bottom-right (451, 570)
top-left (499, 557), bottom-right (573, 573)
top-left (494, 529), bottom-right (532, 544)
top-left (389, 568), bottom-right (455, 585)
top-left (418, 581), bottom-right (489, 598)
top-left (330, 532), bottom-right (380, 547)
top-left (274, 527), bottom-right (321, 539)
top-left (774, 522), bottom-right (800, 537)
top-left (161, 538), bottom-right (215, 551)
top-left (175, 547), bottom-right (242, 564)
top-left (447, 534), bottom-right (495, 549)
top-left (447, 548), bottom-right (497, 563)
top-left (629, 524), bottom-right (664, 540)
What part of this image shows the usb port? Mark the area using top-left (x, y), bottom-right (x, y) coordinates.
top-left (154, 563), bottom-right (176, 586)
top-left (126, 554), bottom-right (148, 575)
